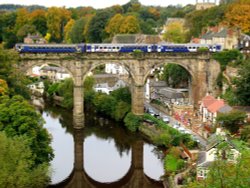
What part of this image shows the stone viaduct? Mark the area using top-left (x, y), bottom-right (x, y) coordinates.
top-left (19, 52), bottom-right (220, 128)
top-left (48, 129), bottom-right (164, 188)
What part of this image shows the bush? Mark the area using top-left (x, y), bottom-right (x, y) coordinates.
top-left (124, 112), bottom-right (142, 132)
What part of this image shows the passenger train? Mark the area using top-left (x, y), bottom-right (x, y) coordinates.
top-left (15, 43), bottom-right (222, 53)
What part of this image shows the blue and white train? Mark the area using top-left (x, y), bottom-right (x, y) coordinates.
top-left (15, 43), bottom-right (222, 53)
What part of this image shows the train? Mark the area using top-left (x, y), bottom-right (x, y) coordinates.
top-left (15, 43), bottom-right (222, 53)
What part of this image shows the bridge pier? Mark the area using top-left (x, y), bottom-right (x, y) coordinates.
top-left (73, 85), bottom-right (84, 128)
top-left (131, 84), bottom-right (145, 116)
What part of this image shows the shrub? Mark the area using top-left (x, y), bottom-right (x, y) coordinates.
top-left (124, 112), bottom-right (142, 132)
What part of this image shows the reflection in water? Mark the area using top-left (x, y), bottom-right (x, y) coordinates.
top-left (43, 112), bottom-right (74, 184)
top-left (84, 135), bottom-right (131, 182)
top-left (41, 104), bottom-right (164, 187)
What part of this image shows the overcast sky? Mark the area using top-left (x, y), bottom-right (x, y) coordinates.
top-left (0, 0), bottom-right (196, 8)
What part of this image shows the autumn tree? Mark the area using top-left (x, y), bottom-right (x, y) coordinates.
top-left (16, 24), bottom-right (37, 42)
top-left (46, 7), bottom-right (71, 42)
top-left (105, 14), bottom-right (124, 37)
top-left (0, 79), bottom-right (8, 96)
top-left (15, 8), bottom-right (29, 32)
top-left (119, 15), bottom-right (140, 34)
top-left (163, 21), bottom-right (188, 43)
top-left (29, 9), bottom-right (48, 36)
top-left (224, 0), bottom-right (250, 33)
top-left (64, 19), bottom-right (75, 43)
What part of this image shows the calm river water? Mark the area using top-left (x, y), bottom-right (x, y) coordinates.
top-left (39, 103), bottom-right (165, 187)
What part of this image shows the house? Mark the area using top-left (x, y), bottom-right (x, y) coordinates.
top-left (199, 26), bottom-right (239, 50)
top-left (94, 79), bottom-right (127, 94)
top-left (238, 34), bottom-right (250, 54)
top-left (196, 0), bottom-right (216, 10)
top-left (40, 66), bottom-right (70, 82)
top-left (199, 94), bottom-right (232, 125)
top-left (24, 34), bottom-right (46, 44)
top-left (105, 64), bottom-right (128, 75)
top-left (196, 128), bottom-right (241, 180)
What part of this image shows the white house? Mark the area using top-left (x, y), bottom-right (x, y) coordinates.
top-left (105, 64), bottom-right (128, 75)
top-left (196, 129), bottom-right (241, 180)
top-left (94, 79), bottom-right (127, 94)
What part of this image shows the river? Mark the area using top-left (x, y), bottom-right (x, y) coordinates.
top-left (39, 103), bottom-right (165, 187)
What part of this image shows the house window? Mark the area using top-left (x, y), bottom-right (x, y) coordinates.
top-left (246, 41), bottom-right (249, 47)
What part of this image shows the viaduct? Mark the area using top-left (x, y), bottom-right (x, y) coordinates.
top-left (19, 52), bottom-right (221, 128)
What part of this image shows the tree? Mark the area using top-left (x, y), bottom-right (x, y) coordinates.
top-left (0, 95), bottom-right (54, 165)
top-left (0, 47), bottom-right (30, 98)
top-left (69, 17), bottom-right (87, 43)
top-left (187, 150), bottom-right (250, 188)
top-left (105, 13), bottom-right (124, 37)
top-left (119, 15), bottom-right (140, 34)
top-left (46, 7), bottom-right (71, 42)
top-left (235, 59), bottom-right (250, 105)
top-left (14, 8), bottom-right (29, 32)
top-left (57, 78), bottom-right (74, 109)
top-left (224, 0), bottom-right (250, 33)
top-left (16, 24), bottom-right (37, 42)
top-left (216, 110), bottom-right (247, 134)
top-left (86, 10), bottom-right (113, 42)
top-left (64, 19), bottom-right (75, 43)
top-left (161, 64), bottom-right (190, 88)
top-left (29, 9), bottom-right (48, 36)
top-left (0, 132), bottom-right (50, 188)
top-left (110, 87), bottom-right (131, 104)
top-left (163, 21), bottom-right (187, 43)
top-left (0, 79), bottom-right (8, 96)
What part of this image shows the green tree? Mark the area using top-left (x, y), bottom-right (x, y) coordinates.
top-left (161, 64), bottom-right (190, 88)
top-left (86, 10), bottom-right (113, 42)
top-left (64, 19), bottom-right (75, 43)
top-left (110, 87), bottom-right (131, 104)
top-left (57, 78), bottom-right (74, 109)
top-left (187, 150), bottom-right (250, 188)
top-left (93, 93), bottom-right (117, 116)
top-left (0, 47), bottom-right (30, 98)
top-left (216, 110), bottom-right (247, 134)
top-left (235, 59), bottom-right (250, 105)
top-left (16, 24), bottom-right (37, 42)
top-left (0, 95), bottom-right (54, 165)
top-left (0, 132), bottom-right (50, 188)
top-left (69, 17), bottom-right (87, 43)
top-left (29, 9), bottom-right (48, 36)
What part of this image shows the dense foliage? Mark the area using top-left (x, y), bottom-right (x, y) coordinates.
top-left (216, 110), bottom-right (247, 134)
top-left (161, 64), bottom-right (190, 88)
top-left (186, 150), bottom-right (250, 188)
top-left (0, 132), bottom-right (50, 188)
top-left (0, 46), bottom-right (31, 98)
top-left (0, 95), bottom-right (54, 165)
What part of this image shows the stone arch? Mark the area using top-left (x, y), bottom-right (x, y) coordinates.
top-left (143, 60), bottom-right (195, 86)
top-left (19, 60), bottom-right (75, 79)
top-left (81, 60), bottom-right (132, 82)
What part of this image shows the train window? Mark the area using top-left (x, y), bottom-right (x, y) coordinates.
top-left (104, 47), bottom-right (107, 49)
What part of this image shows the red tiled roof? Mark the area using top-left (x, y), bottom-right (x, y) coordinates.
top-left (202, 95), bottom-right (216, 108)
top-left (207, 99), bottom-right (225, 113)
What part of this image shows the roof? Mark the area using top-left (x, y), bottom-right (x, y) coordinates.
top-left (197, 151), bottom-right (206, 165)
top-left (207, 99), bottom-right (225, 113)
top-left (213, 28), bottom-right (228, 38)
top-left (149, 80), bottom-right (167, 87)
top-left (158, 88), bottom-right (184, 99)
top-left (218, 104), bottom-right (233, 113)
top-left (201, 95), bottom-right (216, 108)
top-left (206, 135), bottom-right (240, 151)
top-left (201, 31), bottom-right (214, 40)
top-left (41, 66), bottom-right (67, 73)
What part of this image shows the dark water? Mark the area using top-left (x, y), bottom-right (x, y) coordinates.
top-left (41, 104), bottom-right (165, 187)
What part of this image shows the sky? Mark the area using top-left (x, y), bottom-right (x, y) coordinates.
top-left (0, 0), bottom-right (196, 9)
